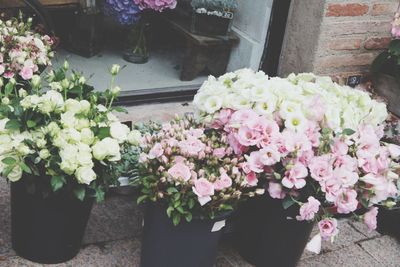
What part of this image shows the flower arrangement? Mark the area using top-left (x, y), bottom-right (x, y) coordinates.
top-left (371, 11), bottom-right (400, 80)
top-left (133, 0), bottom-right (177, 12)
top-left (103, 0), bottom-right (142, 25)
top-left (0, 63), bottom-right (139, 201)
top-left (192, 0), bottom-right (238, 16)
top-left (193, 69), bottom-right (400, 252)
top-left (0, 16), bottom-right (54, 82)
top-left (135, 116), bottom-right (263, 225)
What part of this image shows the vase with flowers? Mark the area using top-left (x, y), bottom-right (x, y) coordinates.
top-left (193, 69), bottom-right (400, 266)
top-left (135, 116), bottom-right (262, 267)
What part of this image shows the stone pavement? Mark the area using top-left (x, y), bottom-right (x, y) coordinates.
top-left (1, 102), bottom-right (400, 266)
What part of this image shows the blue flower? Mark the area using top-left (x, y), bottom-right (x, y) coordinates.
top-left (104, 0), bottom-right (141, 25)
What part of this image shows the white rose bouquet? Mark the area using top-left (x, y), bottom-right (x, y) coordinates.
top-left (0, 15), bottom-right (55, 84)
top-left (0, 63), bottom-right (138, 201)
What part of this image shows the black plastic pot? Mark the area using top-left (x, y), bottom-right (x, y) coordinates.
top-left (234, 196), bottom-right (314, 267)
top-left (376, 206), bottom-right (400, 239)
top-left (11, 181), bottom-right (94, 264)
top-left (141, 204), bottom-right (229, 267)
top-left (190, 12), bottom-right (233, 36)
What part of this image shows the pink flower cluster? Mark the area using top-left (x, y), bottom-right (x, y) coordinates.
top-left (139, 118), bottom-right (261, 213)
top-left (391, 12), bottom-right (400, 38)
top-left (0, 19), bottom-right (54, 81)
top-left (208, 106), bottom-right (400, 247)
top-left (133, 0), bottom-right (177, 12)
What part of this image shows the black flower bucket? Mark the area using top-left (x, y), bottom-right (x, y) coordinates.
top-left (11, 180), bottom-right (94, 264)
top-left (234, 196), bottom-right (314, 267)
top-left (377, 206), bottom-right (400, 239)
top-left (140, 204), bottom-right (230, 267)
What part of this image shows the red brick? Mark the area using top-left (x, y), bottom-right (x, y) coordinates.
top-left (317, 53), bottom-right (376, 69)
top-left (326, 3), bottom-right (369, 17)
top-left (371, 2), bottom-right (398, 16)
top-left (364, 37), bottom-right (392, 49)
top-left (329, 38), bottom-right (362, 50)
top-left (322, 19), bottom-right (391, 36)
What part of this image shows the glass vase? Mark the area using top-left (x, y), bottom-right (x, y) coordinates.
top-left (123, 18), bottom-right (149, 64)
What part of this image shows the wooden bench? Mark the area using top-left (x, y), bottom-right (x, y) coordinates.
top-left (164, 16), bottom-right (239, 81)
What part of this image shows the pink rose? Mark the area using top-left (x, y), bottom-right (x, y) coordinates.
top-left (246, 172), bottom-right (258, 186)
top-left (213, 147), bottom-right (226, 159)
top-left (214, 172), bottom-right (232, 190)
top-left (246, 151), bottom-right (264, 173)
top-left (227, 132), bottom-right (248, 155)
top-left (309, 155), bottom-right (333, 182)
top-left (268, 182), bottom-right (286, 199)
top-left (178, 137), bottom-right (205, 157)
top-left (192, 178), bottom-right (214, 206)
top-left (168, 162), bottom-right (191, 181)
top-left (335, 189), bottom-right (358, 214)
top-left (296, 196), bottom-right (321, 221)
top-left (318, 218), bottom-right (339, 240)
top-left (148, 143), bottom-right (164, 159)
top-left (321, 178), bottom-right (342, 202)
top-left (364, 207), bottom-right (378, 232)
top-left (259, 145), bottom-right (280, 166)
top-left (20, 66), bottom-right (33, 80)
top-left (282, 162), bottom-right (308, 189)
top-left (212, 109), bottom-right (233, 128)
top-left (333, 167), bottom-right (358, 187)
top-left (236, 126), bottom-right (262, 146)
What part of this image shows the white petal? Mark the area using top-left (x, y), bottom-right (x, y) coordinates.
top-left (306, 234), bottom-right (322, 254)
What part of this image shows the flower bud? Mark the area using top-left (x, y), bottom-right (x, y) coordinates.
top-left (110, 64), bottom-right (120, 75)
top-left (2, 97), bottom-right (9, 105)
top-left (39, 149), bottom-right (50, 159)
top-left (79, 76), bottom-right (86, 85)
top-left (63, 61), bottom-right (69, 70)
top-left (61, 78), bottom-right (70, 89)
top-left (385, 201), bottom-right (397, 209)
top-left (0, 78), bottom-right (3, 87)
top-left (31, 75), bottom-right (41, 88)
top-left (111, 86), bottom-right (121, 96)
top-left (9, 78), bottom-right (16, 85)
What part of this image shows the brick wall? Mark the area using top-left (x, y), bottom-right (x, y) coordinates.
top-left (279, 0), bottom-right (399, 84)
top-left (315, 0), bottom-right (398, 83)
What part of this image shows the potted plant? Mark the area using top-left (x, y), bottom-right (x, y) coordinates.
top-left (371, 11), bottom-right (400, 117)
top-left (193, 70), bottom-right (400, 266)
top-left (135, 116), bottom-right (262, 267)
top-left (0, 15), bottom-right (55, 86)
top-left (190, 0), bottom-right (238, 36)
top-left (0, 63), bottom-right (139, 264)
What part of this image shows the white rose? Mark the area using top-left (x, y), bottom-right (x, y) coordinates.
top-left (60, 160), bottom-right (78, 175)
top-left (127, 130), bottom-right (142, 145)
top-left (92, 141), bottom-right (108, 161)
top-left (111, 86), bottom-right (121, 95)
top-left (2, 97), bottom-right (10, 105)
top-left (0, 118), bottom-right (9, 133)
top-left (110, 64), bottom-right (120, 75)
top-left (75, 166), bottom-right (96, 185)
top-left (80, 128), bottom-right (95, 145)
top-left (60, 111), bottom-right (76, 128)
top-left (65, 99), bottom-right (81, 113)
top-left (62, 128), bottom-right (81, 144)
top-left (38, 90), bottom-right (64, 114)
top-left (77, 151), bottom-right (93, 168)
top-left (106, 113), bottom-right (118, 123)
top-left (79, 100), bottom-right (91, 114)
top-left (31, 75), bottom-right (41, 87)
top-left (36, 138), bottom-right (47, 149)
top-left (75, 118), bottom-right (90, 131)
top-left (110, 122), bottom-right (130, 143)
top-left (97, 104), bottom-right (107, 112)
top-left (8, 165), bottom-right (22, 182)
top-left (16, 144), bottom-right (32, 156)
top-left (46, 122), bottom-right (61, 137)
top-left (92, 137), bottom-right (121, 161)
top-left (18, 89), bottom-right (27, 98)
top-left (39, 149), bottom-right (50, 159)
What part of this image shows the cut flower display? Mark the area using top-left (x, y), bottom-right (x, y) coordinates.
top-left (135, 116), bottom-right (263, 225)
top-left (0, 63), bottom-right (139, 201)
top-left (0, 16), bottom-right (54, 83)
top-left (193, 69), bottom-right (400, 251)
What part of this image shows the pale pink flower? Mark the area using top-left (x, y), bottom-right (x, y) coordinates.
top-left (178, 137), bottom-right (205, 156)
top-left (168, 162), bottom-right (191, 181)
top-left (213, 147), bottom-right (226, 158)
top-left (332, 139), bottom-right (349, 156)
top-left (282, 130), bottom-right (312, 153)
top-left (297, 150), bottom-right (315, 166)
top-left (220, 172), bottom-right (233, 188)
top-left (305, 95), bottom-right (326, 122)
top-left (358, 157), bottom-right (379, 174)
top-left (246, 171), bottom-right (258, 186)
top-left (212, 109), bottom-right (233, 129)
top-left (334, 155), bottom-right (357, 171)
top-left (258, 145), bottom-right (281, 166)
top-left (388, 144), bottom-right (400, 159)
top-left (335, 189), bottom-right (358, 214)
top-left (228, 132), bottom-right (247, 155)
top-left (309, 155), bottom-right (333, 182)
top-left (20, 66), bottom-right (33, 80)
top-left (229, 109), bottom-right (259, 127)
top-left (268, 182), bottom-right (286, 199)
top-left (246, 151), bottom-right (264, 173)
top-left (318, 218), bottom-right (339, 240)
top-left (186, 128), bottom-right (204, 138)
top-left (0, 64), bottom-right (4, 75)
top-left (364, 207), bottom-right (378, 232)
top-left (192, 178), bottom-right (214, 206)
top-left (296, 196), bottom-right (321, 221)
top-left (4, 71), bottom-right (14, 79)
top-left (148, 143), bottom-right (164, 159)
top-left (236, 126), bottom-right (262, 146)
top-left (333, 167), bottom-right (358, 188)
top-left (321, 178), bottom-right (342, 202)
top-left (282, 162), bottom-right (308, 189)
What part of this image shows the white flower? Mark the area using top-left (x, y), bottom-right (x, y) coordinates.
top-left (65, 99), bottom-right (81, 113)
top-left (38, 90), bottom-right (64, 114)
top-left (285, 113), bottom-right (307, 133)
top-left (92, 137), bottom-right (121, 161)
top-left (16, 143), bottom-right (32, 155)
top-left (97, 104), bottom-right (107, 112)
top-left (18, 89), bottom-right (27, 98)
top-left (80, 128), bottom-right (95, 145)
top-left (127, 130), bottom-right (142, 145)
top-left (279, 101), bottom-right (301, 120)
top-left (39, 149), bottom-right (50, 159)
top-left (203, 96), bottom-right (223, 114)
top-left (60, 160), bottom-right (78, 175)
top-left (110, 122), bottom-right (130, 143)
top-left (8, 165), bottom-right (22, 182)
top-left (79, 100), bottom-right (91, 114)
top-left (60, 111), bottom-right (76, 129)
top-left (1, 97), bottom-right (9, 105)
top-left (0, 118), bottom-right (9, 133)
top-left (75, 166), bottom-right (96, 185)
top-left (31, 75), bottom-right (41, 87)
top-left (111, 64), bottom-right (120, 75)
top-left (75, 118), bottom-right (90, 131)
top-left (111, 86), bottom-right (121, 95)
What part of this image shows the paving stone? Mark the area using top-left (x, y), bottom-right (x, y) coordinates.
top-left (349, 220), bottom-right (381, 239)
top-left (0, 179), bottom-right (9, 199)
top-left (358, 235), bottom-right (400, 267)
top-left (0, 196), bottom-right (13, 258)
top-left (83, 194), bottom-right (143, 244)
top-left (298, 245), bottom-right (381, 267)
top-left (0, 239), bottom-right (141, 267)
top-left (217, 244), bottom-right (254, 267)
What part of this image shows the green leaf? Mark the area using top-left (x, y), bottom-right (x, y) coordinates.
top-left (166, 206), bottom-right (174, 217)
top-left (113, 106), bottom-right (128, 113)
top-left (26, 120), bottom-right (36, 128)
top-left (5, 119), bottom-right (21, 131)
top-left (185, 213), bottom-right (193, 222)
top-left (4, 82), bottom-right (14, 96)
top-left (282, 197), bottom-right (295, 210)
top-left (3, 165), bottom-right (15, 177)
top-left (2, 157), bottom-right (16, 165)
top-left (173, 192), bottom-right (181, 201)
top-left (188, 198), bottom-right (195, 209)
top-left (74, 186), bottom-right (86, 201)
top-left (167, 187), bottom-right (178, 194)
top-left (342, 128), bottom-right (356, 136)
top-left (172, 213), bottom-right (181, 226)
top-left (97, 127), bottom-right (110, 139)
top-left (176, 206), bottom-right (185, 214)
top-left (95, 188), bottom-right (105, 202)
top-left (220, 204), bottom-right (234, 211)
top-left (20, 162), bottom-right (32, 174)
top-left (137, 195), bottom-right (148, 204)
top-left (51, 175), bottom-right (65, 192)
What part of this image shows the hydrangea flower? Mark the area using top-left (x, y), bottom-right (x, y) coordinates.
top-left (133, 0), bottom-right (177, 12)
top-left (104, 0), bottom-right (141, 25)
